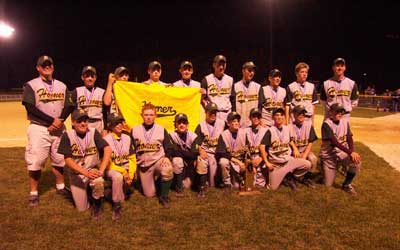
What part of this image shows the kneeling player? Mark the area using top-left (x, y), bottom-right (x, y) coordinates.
top-left (57, 109), bottom-right (111, 219)
top-left (320, 103), bottom-right (361, 196)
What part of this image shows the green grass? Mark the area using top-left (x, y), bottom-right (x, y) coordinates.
top-left (314, 104), bottom-right (395, 118)
top-left (1, 143), bottom-right (399, 250)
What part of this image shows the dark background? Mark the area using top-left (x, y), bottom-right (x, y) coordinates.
top-left (0, 0), bottom-right (399, 93)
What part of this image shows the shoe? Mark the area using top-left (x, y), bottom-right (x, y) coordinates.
top-left (197, 186), bottom-right (206, 198)
top-left (159, 196), bottom-right (170, 209)
top-left (223, 184), bottom-right (232, 195)
top-left (302, 179), bottom-right (316, 189)
top-left (286, 179), bottom-right (298, 192)
top-left (342, 184), bottom-right (357, 196)
top-left (112, 203), bottom-right (122, 221)
top-left (91, 202), bottom-right (102, 221)
top-left (28, 195), bottom-right (39, 207)
top-left (56, 187), bottom-right (71, 197)
top-left (175, 189), bottom-right (184, 198)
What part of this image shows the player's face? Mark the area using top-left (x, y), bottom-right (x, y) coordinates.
top-left (294, 113), bottom-right (305, 124)
top-left (116, 73), bottom-right (129, 81)
top-left (213, 62), bottom-right (226, 77)
top-left (142, 109), bottom-right (156, 125)
top-left (148, 68), bottom-right (161, 82)
top-left (180, 67), bottom-right (193, 80)
top-left (111, 121), bottom-right (124, 135)
top-left (269, 76), bottom-right (281, 88)
top-left (228, 119), bottom-right (240, 131)
top-left (332, 63), bottom-right (346, 77)
top-left (37, 63), bottom-right (54, 79)
top-left (206, 111), bottom-right (217, 123)
top-left (273, 112), bottom-right (285, 126)
top-left (250, 115), bottom-right (261, 127)
top-left (175, 121), bottom-right (188, 133)
top-left (81, 73), bottom-right (97, 88)
top-left (73, 118), bottom-right (89, 134)
top-left (296, 68), bottom-right (308, 83)
top-left (242, 68), bottom-right (255, 82)
top-left (331, 111), bottom-right (343, 121)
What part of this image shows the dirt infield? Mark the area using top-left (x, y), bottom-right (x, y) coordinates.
top-left (1, 101), bottom-right (399, 170)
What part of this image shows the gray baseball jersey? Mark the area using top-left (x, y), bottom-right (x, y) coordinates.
top-left (220, 128), bottom-right (248, 161)
top-left (76, 86), bottom-right (105, 120)
top-left (170, 131), bottom-right (198, 151)
top-left (286, 81), bottom-right (318, 117)
top-left (260, 85), bottom-right (286, 127)
top-left (320, 118), bottom-right (351, 156)
top-left (143, 80), bottom-right (167, 85)
top-left (173, 79), bottom-right (201, 88)
top-left (289, 122), bottom-right (317, 153)
top-left (234, 81), bottom-right (261, 127)
top-left (264, 125), bottom-right (292, 164)
top-left (197, 119), bottom-right (226, 154)
top-left (103, 133), bottom-right (133, 170)
top-left (204, 73), bottom-right (233, 112)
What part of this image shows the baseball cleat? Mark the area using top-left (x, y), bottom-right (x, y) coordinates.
top-left (175, 189), bottom-right (184, 198)
top-left (28, 195), bottom-right (39, 207)
top-left (56, 187), bottom-right (71, 197)
top-left (342, 184), bottom-right (357, 196)
top-left (112, 203), bottom-right (122, 221)
top-left (302, 179), bottom-right (316, 189)
top-left (197, 186), bottom-right (206, 198)
top-left (159, 196), bottom-right (170, 209)
top-left (223, 184), bottom-right (232, 195)
top-left (287, 179), bottom-right (298, 192)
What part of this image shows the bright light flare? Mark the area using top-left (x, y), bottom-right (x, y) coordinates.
top-left (0, 21), bottom-right (15, 38)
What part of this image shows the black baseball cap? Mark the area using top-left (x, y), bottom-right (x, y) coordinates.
top-left (37, 55), bottom-right (54, 67)
top-left (148, 61), bottom-right (162, 70)
top-left (205, 102), bottom-right (218, 113)
top-left (227, 112), bottom-right (241, 122)
top-left (329, 103), bottom-right (346, 113)
top-left (249, 108), bottom-right (262, 118)
top-left (292, 105), bottom-right (307, 115)
top-left (242, 61), bottom-right (256, 70)
top-left (333, 57), bottom-right (346, 65)
top-left (180, 61), bottom-right (193, 69)
top-left (272, 107), bottom-right (285, 116)
top-left (174, 113), bottom-right (189, 123)
top-left (71, 109), bottom-right (89, 121)
top-left (82, 66), bottom-right (97, 76)
top-left (213, 55), bottom-right (226, 64)
top-left (107, 113), bottom-right (125, 128)
top-left (269, 69), bottom-right (282, 77)
top-left (114, 66), bottom-right (129, 77)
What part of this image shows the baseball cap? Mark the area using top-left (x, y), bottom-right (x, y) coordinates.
top-left (114, 66), bottom-right (129, 77)
top-left (37, 55), bottom-right (54, 67)
top-left (272, 107), bottom-right (285, 116)
top-left (292, 105), bottom-right (307, 115)
top-left (329, 103), bottom-right (346, 113)
top-left (213, 55), bottom-right (226, 64)
top-left (148, 61), bottom-right (162, 70)
top-left (249, 108), bottom-right (262, 118)
top-left (180, 61), bottom-right (193, 69)
top-left (227, 112), bottom-right (241, 122)
top-left (205, 102), bottom-right (218, 113)
top-left (82, 66), bottom-right (97, 76)
top-left (174, 113), bottom-right (188, 123)
top-left (242, 61), bottom-right (256, 70)
top-left (269, 69), bottom-right (282, 77)
top-left (71, 109), bottom-right (89, 121)
top-left (333, 57), bottom-right (346, 65)
top-left (107, 113), bottom-right (125, 127)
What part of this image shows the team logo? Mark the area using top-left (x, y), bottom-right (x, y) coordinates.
top-left (327, 87), bottom-right (337, 98)
top-left (294, 90), bottom-right (302, 102)
top-left (142, 101), bottom-right (176, 118)
top-left (37, 88), bottom-right (64, 103)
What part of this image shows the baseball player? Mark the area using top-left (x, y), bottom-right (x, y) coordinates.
top-left (245, 108), bottom-right (269, 188)
top-left (169, 113), bottom-right (198, 196)
top-left (285, 62), bottom-right (318, 125)
top-left (173, 61), bottom-right (201, 88)
top-left (216, 112), bottom-right (249, 193)
top-left (57, 109), bottom-right (111, 219)
top-left (71, 66), bottom-right (106, 133)
top-left (201, 55), bottom-right (235, 121)
top-left (131, 103), bottom-right (174, 208)
top-left (103, 66), bottom-right (130, 116)
top-left (289, 105), bottom-right (318, 188)
top-left (192, 102), bottom-right (226, 197)
top-left (233, 61), bottom-right (261, 128)
top-left (259, 108), bottom-right (311, 191)
top-left (103, 113), bottom-right (136, 220)
top-left (22, 55), bottom-right (71, 207)
top-left (143, 61), bottom-right (167, 85)
top-left (259, 69), bottom-right (287, 127)
top-left (319, 103), bottom-right (361, 196)
top-left (320, 58), bottom-right (359, 123)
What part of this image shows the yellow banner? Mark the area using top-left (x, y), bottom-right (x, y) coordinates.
top-left (113, 81), bottom-right (202, 132)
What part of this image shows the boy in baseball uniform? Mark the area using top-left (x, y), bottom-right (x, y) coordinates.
top-left (173, 61), bottom-right (201, 88)
top-left (104, 66), bottom-right (130, 116)
top-left (143, 61), bottom-right (167, 85)
top-left (259, 108), bottom-right (311, 191)
top-left (259, 69), bottom-right (287, 127)
top-left (131, 103), bottom-right (174, 208)
top-left (22, 55), bottom-right (70, 207)
top-left (103, 113), bottom-right (136, 220)
top-left (233, 61), bottom-right (261, 128)
top-left (57, 109), bottom-right (111, 219)
top-left (319, 103), bottom-right (361, 196)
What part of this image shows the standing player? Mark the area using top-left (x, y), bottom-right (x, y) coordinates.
top-left (22, 55), bottom-right (70, 207)
top-left (320, 58), bottom-right (359, 122)
top-left (103, 113), bottom-right (136, 220)
top-left (169, 113), bottom-right (198, 196)
top-left (285, 62), bottom-right (318, 125)
top-left (143, 61), bottom-right (167, 85)
top-left (131, 103), bottom-right (174, 208)
top-left (201, 55), bottom-right (235, 121)
top-left (192, 102), bottom-right (226, 196)
top-left (72, 66), bottom-right (105, 133)
top-left (259, 69), bottom-right (287, 127)
top-left (57, 109), bottom-right (111, 219)
top-left (233, 61), bottom-right (261, 128)
top-left (319, 103), bottom-right (361, 196)
top-left (103, 66), bottom-right (130, 116)
top-left (173, 61), bottom-right (201, 88)
top-left (259, 108), bottom-right (311, 191)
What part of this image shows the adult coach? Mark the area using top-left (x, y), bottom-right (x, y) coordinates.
top-left (201, 55), bottom-right (235, 121)
top-left (22, 55), bottom-right (70, 207)
top-left (320, 58), bottom-right (359, 122)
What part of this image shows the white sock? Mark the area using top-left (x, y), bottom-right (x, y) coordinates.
top-left (56, 183), bottom-right (65, 190)
top-left (30, 191), bottom-right (38, 196)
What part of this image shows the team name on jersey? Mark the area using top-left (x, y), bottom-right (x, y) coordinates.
top-left (263, 99), bottom-right (283, 109)
top-left (71, 144), bottom-right (98, 157)
top-left (291, 138), bottom-right (309, 147)
top-left (204, 135), bottom-right (218, 147)
top-left (111, 152), bottom-right (129, 166)
top-left (270, 141), bottom-right (290, 153)
top-left (142, 101), bottom-right (177, 118)
top-left (293, 90), bottom-right (313, 102)
top-left (208, 84), bottom-right (231, 96)
top-left (37, 88), bottom-right (65, 102)
top-left (236, 91), bottom-right (258, 103)
top-left (135, 140), bottom-right (161, 153)
top-left (327, 87), bottom-right (351, 98)
top-left (227, 147), bottom-right (247, 160)
top-left (78, 96), bottom-right (103, 107)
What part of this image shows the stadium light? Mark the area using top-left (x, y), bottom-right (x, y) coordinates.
top-left (0, 21), bottom-right (15, 38)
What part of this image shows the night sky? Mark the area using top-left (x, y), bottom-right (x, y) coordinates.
top-left (1, 0), bottom-right (399, 92)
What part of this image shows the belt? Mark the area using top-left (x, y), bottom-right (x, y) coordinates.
top-left (88, 118), bottom-right (102, 123)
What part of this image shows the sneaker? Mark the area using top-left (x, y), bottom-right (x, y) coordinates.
top-left (342, 184), bottom-right (357, 196)
top-left (223, 184), bottom-right (232, 195)
top-left (302, 179), bottom-right (316, 189)
top-left (197, 186), bottom-right (206, 198)
top-left (175, 189), bottom-right (184, 198)
top-left (286, 179), bottom-right (298, 192)
top-left (28, 195), bottom-right (39, 207)
top-left (112, 203), bottom-right (122, 221)
top-left (159, 196), bottom-right (170, 209)
top-left (91, 204), bottom-right (102, 221)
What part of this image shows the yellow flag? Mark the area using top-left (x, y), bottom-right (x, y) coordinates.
top-left (113, 81), bottom-right (202, 132)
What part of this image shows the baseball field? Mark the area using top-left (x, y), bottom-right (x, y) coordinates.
top-left (1, 102), bottom-right (399, 250)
